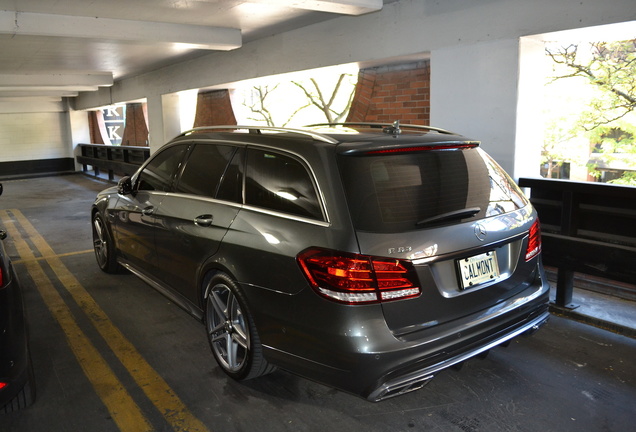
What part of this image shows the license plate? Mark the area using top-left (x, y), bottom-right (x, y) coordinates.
top-left (457, 251), bottom-right (500, 289)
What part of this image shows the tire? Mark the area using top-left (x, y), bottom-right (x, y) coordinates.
top-left (204, 273), bottom-right (275, 380)
top-left (92, 213), bottom-right (120, 273)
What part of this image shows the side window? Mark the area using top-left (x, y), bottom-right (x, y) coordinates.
top-left (245, 148), bottom-right (323, 220)
top-left (175, 144), bottom-right (236, 198)
top-left (216, 147), bottom-right (244, 204)
top-left (137, 144), bottom-right (188, 192)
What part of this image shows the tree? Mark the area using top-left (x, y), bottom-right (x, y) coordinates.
top-left (546, 40), bottom-right (636, 130)
top-left (292, 74), bottom-right (356, 123)
top-left (243, 84), bottom-right (299, 127)
top-left (545, 39), bottom-right (636, 184)
top-left (541, 116), bottom-right (585, 178)
top-left (237, 71), bottom-right (357, 127)
top-left (586, 121), bottom-right (636, 185)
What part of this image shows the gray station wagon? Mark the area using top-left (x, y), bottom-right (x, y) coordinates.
top-left (91, 123), bottom-right (550, 401)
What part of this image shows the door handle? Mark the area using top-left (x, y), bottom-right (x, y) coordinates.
top-left (142, 206), bottom-right (155, 216)
top-left (194, 214), bottom-right (214, 227)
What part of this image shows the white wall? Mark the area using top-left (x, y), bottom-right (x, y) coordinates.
top-left (0, 111), bottom-right (70, 163)
top-left (430, 39), bottom-right (521, 173)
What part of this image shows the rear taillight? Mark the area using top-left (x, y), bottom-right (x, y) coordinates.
top-left (0, 267), bottom-right (3, 286)
top-left (297, 248), bottom-right (421, 304)
top-left (525, 219), bottom-right (542, 261)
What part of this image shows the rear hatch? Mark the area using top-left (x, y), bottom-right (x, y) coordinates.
top-left (336, 133), bottom-right (539, 337)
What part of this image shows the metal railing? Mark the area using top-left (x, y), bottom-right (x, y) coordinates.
top-left (518, 177), bottom-right (636, 308)
top-left (76, 143), bottom-right (150, 181)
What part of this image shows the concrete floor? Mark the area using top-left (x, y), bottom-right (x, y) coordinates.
top-left (0, 174), bottom-right (634, 432)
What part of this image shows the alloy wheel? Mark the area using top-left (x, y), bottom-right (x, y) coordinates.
top-left (92, 216), bottom-right (108, 269)
top-left (206, 282), bottom-right (250, 373)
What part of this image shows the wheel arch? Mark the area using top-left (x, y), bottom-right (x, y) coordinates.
top-left (199, 262), bottom-right (239, 306)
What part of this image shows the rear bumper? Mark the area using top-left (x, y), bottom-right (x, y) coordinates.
top-left (0, 267), bottom-right (31, 408)
top-left (366, 305), bottom-right (549, 401)
top-left (259, 273), bottom-right (550, 401)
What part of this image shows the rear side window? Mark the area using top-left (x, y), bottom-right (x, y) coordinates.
top-left (216, 147), bottom-right (244, 204)
top-left (338, 147), bottom-right (528, 233)
top-left (175, 144), bottom-right (236, 198)
top-left (245, 148), bottom-right (323, 220)
top-left (137, 144), bottom-right (188, 192)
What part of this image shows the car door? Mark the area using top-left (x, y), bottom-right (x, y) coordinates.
top-left (111, 144), bottom-right (189, 275)
top-left (152, 143), bottom-right (243, 304)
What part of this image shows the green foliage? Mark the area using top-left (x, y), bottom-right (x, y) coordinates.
top-left (547, 40), bottom-right (636, 130)
top-left (608, 171), bottom-right (636, 186)
top-left (587, 121), bottom-right (636, 184)
top-left (588, 121), bottom-right (636, 152)
top-left (545, 39), bottom-right (636, 184)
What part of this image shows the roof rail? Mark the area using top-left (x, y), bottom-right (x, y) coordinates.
top-left (176, 125), bottom-right (339, 144)
top-left (306, 122), bottom-right (457, 135)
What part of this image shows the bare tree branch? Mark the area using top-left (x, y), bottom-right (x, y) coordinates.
top-left (293, 73), bottom-right (355, 123)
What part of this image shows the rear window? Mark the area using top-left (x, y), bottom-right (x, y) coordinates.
top-left (338, 147), bottom-right (528, 233)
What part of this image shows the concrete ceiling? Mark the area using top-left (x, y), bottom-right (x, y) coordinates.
top-left (0, 0), bottom-right (387, 101)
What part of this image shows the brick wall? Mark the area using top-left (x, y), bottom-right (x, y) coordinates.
top-left (88, 111), bottom-right (105, 144)
top-left (193, 89), bottom-right (237, 127)
top-left (121, 103), bottom-right (149, 147)
top-left (346, 60), bottom-right (430, 125)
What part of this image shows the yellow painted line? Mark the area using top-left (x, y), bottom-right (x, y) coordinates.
top-left (13, 249), bottom-right (94, 264)
top-left (7, 209), bottom-right (210, 432)
top-left (0, 210), bottom-right (152, 432)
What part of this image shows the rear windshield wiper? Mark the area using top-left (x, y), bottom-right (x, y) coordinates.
top-left (416, 207), bottom-right (481, 227)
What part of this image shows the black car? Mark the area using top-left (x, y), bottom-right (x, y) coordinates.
top-left (0, 183), bottom-right (35, 412)
top-left (92, 123), bottom-right (550, 401)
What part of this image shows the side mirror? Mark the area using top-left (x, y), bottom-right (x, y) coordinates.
top-left (117, 176), bottom-right (133, 195)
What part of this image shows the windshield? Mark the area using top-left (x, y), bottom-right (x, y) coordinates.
top-left (338, 147), bottom-right (528, 233)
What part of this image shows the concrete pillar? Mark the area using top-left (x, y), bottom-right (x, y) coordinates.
top-left (162, 93), bottom-right (182, 145)
top-left (431, 39), bottom-right (521, 176)
top-left (66, 102), bottom-right (91, 171)
top-left (514, 36), bottom-right (547, 180)
top-left (146, 93), bottom-right (182, 155)
top-left (146, 94), bottom-right (163, 154)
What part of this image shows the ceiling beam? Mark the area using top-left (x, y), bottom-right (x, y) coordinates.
top-left (0, 73), bottom-right (113, 87)
top-left (0, 91), bottom-right (78, 98)
top-left (0, 96), bottom-right (64, 102)
top-left (0, 11), bottom-right (242, 51)
top-left (250, 0), bottom-right (383, 15)
top-left (0, 100), bottom-right (64, 114)
top-left (0, 86), bottom-right (102, 93)
top-left (0, 73), bottom-right (111, 97)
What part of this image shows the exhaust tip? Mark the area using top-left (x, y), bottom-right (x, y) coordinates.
top-left (524, 316), bottom-right (549, 336)
top-left (369, 375), bottom-right (435, 402)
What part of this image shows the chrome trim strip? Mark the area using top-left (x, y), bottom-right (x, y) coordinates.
top-left (240, 204), bottom-right (331, 227)
top-left (411, 231), bottom-right (527, 265)
top-left (178, 125), bottom-right (339, 144)
top-left (162, 191), bottom-right (243, 209)
top-left (119, 260), bottom-right (203, 321)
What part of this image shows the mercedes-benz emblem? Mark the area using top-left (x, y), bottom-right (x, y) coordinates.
top-left (474, 223), bottom-right (487, 241)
